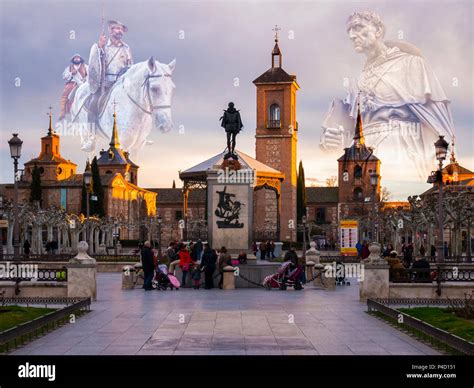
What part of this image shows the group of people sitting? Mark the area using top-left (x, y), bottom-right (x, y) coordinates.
top-left (382, 244), bottom-right (431, 282)
top-left (140, 240), bottom-right (248, 291)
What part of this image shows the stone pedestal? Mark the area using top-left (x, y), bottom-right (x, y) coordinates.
top-left (97, 243), bottom-right (107, 254)
top-left (273, 242), bottom-right (283, 258)
top-left (67, 241), bottom-right (97, 300)
top-left (222, 265), bottom-right (236, 290)
top-left (321, 267), bottom-right (336, 290)
top-left (207, 167), bottom-right (253, 251)
top-left (359, 264), bottom-right (390, 302)
top-left (122, 265), bottom-right (135, 289)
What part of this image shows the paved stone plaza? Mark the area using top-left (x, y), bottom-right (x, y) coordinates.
top-left (12, 273), bottom-right (439, 355)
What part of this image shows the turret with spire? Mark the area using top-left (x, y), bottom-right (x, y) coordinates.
top-left (96, 104), bottom-right (139, 185)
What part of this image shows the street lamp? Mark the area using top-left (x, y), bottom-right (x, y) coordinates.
top-left (434, 135), bottom-right (449, 263)
top-left (370, 171), bottom-right (380, 243)
top-left (157, 214), bottom-right (162, 259)
top-left (83, 160), bottom-right (92, 252)
top-left (8, 133), bottom-right (23, 260)
top-left (302, 215), bottom-right (307, 258)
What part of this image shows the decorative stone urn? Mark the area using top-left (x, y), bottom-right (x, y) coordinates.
top-left (69, 241), bottom-right (96, 264)
top-left (362, 242), bottom-right (385, 265)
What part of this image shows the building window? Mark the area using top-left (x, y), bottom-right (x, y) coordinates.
top-left (39, 167), bottom-right (44, 175)
top-left (175, 210), bottom-right (183, 221)
top-left (315, 207), bottom-right (326, 223)
top-left (106, 170), bottom-right (112, 174)
top-left (353, 187), bottom-right (363, 200)
top-left (44, 145), bottom-right (49, 154)
top-left (354, 165), bottom-right (363, 179)
top-left (267, 104), bottom-right (281, 128)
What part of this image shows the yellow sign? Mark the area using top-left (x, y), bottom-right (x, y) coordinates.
top-left (340, 219), bottom-right (358, 256)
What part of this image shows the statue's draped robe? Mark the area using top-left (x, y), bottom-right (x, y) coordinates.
top-left (325, 46), bottom-right (454, 185)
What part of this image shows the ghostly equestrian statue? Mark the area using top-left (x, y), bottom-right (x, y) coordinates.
top-left (68, 18), bottom-right (176, 157)
top-left (220, 102), bottom-right (243, 159)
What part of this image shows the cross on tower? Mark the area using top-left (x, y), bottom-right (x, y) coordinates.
top-left (47, 105), bottom-right (53, 134)
top-left (112, 99), bottom-right (118, 114)
top-left (272, 24), bottom-right (281, 42)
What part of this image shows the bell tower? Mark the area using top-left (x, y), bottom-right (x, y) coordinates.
top-left (253, 26), bottom-right (299, 242)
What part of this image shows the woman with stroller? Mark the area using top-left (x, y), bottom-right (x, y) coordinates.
top-left (200, 244), bottom-right (217, 289)
top-left (178, 243), bottom-right (192, 287)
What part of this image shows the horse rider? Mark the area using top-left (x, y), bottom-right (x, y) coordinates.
top-left (59, 54), bottom-right (88, 120)
top-left (87, 20), bottom-right (133, 123)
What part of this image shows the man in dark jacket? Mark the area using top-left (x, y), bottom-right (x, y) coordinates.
top-left (200, 244), bottom-right (217, 289)
top-left (411, 255), bottom-right (431, 282)
top-left (141, 241), bottom-right (155, 291)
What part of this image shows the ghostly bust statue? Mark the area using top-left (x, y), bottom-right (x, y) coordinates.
top-left (320, 11), bottom-right (454, 183)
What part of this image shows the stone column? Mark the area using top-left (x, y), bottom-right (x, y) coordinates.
top-left (67, 241), bottom-right (97, 301)
top-left (222, 265), bottom-right (236, 290)
top-left (359, 242), bottom-right (390, 301)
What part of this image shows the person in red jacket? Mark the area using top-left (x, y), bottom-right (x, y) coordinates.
top-left (179, 244), bottom-right (192, 287)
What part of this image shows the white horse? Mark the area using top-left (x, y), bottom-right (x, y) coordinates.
top-left (69, 56), bottom-right (175, 156)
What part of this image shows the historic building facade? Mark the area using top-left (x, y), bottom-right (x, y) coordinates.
top-left (1, 113), bottom-right (156, 242)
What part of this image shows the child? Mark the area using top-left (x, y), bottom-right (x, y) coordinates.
top-left (191, 263), bottom-right (202, 289)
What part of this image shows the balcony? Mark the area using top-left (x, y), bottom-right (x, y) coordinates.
top-left (266, 120), bottom-right (281, 129)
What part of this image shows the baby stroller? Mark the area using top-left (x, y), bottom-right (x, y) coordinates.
top-left (335, 261), bottom-right (351, 286)
top-left (263, 261), bottom-right (304, 290)
top-left (152, 264), bottom-right (181, 290)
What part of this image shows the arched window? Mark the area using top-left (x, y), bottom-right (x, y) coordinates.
top-left (354, 165), bottom-right (363, 179)
top-left (353, 187), bottom-right (363, 200)
top-left (268, 104), bottom-right (281, 128)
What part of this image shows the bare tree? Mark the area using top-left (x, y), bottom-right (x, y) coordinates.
top-left (326, 176), bottom-right (337, 187)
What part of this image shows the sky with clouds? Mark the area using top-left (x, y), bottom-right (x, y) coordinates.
top-left (0, 0), bottom-right (473, 200)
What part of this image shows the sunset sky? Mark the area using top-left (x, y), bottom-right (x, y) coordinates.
top-left (1, 0), bottom-right (473, 200)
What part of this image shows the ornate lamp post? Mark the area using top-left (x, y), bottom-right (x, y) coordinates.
top-left (83, 161), bottom-right (92, 252)
top-left (434, 135), bottom-right (449, 263)
top-left (157, 214), bottom-right (162, 259)
top-left (302, 215), bottom-right (307, 258)
top-left (370, 171), bottom-right (380, 243)
top-left (8, 133), bottom-right (23, 261)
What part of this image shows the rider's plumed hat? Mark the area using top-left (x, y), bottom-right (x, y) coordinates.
top-left (108, 20), bottom-right (128, 32)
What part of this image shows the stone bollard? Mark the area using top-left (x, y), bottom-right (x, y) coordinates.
top-left (359, 242), bottom-right (389, 301)
top-left (122, 265), bottom-right (135, 289)
top-left (321, 265), bottom-right (336, 291)
top-left (305, 261), bottom-right (315, 282)
top-left (222, 265), bottom-right (236, 290)
top-left (67, 241), bottom-right (98, 301)
top-left (273, 242), bottom-right (283, 258)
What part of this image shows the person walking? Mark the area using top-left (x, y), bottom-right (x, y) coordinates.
top-left (361, 241), bottom-right (370, 260)
top-left (259, 242), bottom-right (267, 261)
top-left (430, 244), bottom-right (436, 261)
top-left (23, 240), bottom-right (31, 258)
top-left (195, 239), bottom-right (203, 261)
top-left (252, 241), bottom-right (257, 256)
top-left (141, 241), bottom-right (155, 291)
top-left (200, 244), bottom-right (217, 289)
top-left (218, 246), bottom-right (232, 289)
top-left (178, 243), bottom-right (192, 287)
top-left (419, 244), bottom-right (426, 256)
top-left (191, 263), bottom-right (202, 289)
